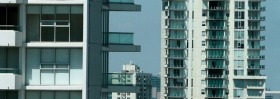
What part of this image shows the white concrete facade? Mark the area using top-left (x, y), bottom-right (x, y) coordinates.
top-left (0, 0), bottom-right (141, 99)
top-left (161, 0), bottom-right (266, 99)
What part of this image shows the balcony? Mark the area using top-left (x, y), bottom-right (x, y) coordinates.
top-left (206, 65), bottom-right (227, 69)
top-left (165, 25), bottom-right (187, 30)
top-left (165, 65), bottom-right (186, 69)
top-left (206, 36), bottom-right (228, 40)
top-left (206, 75), bottom-right (227, 79)
top-left (165, 45), bottom-right (186, 50)
top-left (0, 73), bottom-right (21, 90)
top-left (207, 26), bottom-right (228, 30)
top-left (233, 75), bottom-right (267, 79)
top-left (102, 73), bottom-right (140, 93)
top-left (165, 74), bottom-right (186, 79)
top-left (206, 55), bottom-right (228, 60)
top-left (248, 65), bottom-right (265, 70)
top-left (207, 17), bottom-right (228, 20)
top-left (166, 83), bottom-right (186, 88)
top-left (206, 94), bottom-right (227, 98)
top-left (248, 46), bottom-right (265, 50)
top-left (0, 30), bottom-right (22, 47)
top-left (164, 6), bottom-right (187, 11)
top-left (248, 26), bottom-right (266, 31)
top-left (165, 55), bottom-right (186, 59)
top-left (247, 85), bottom-right (265, 89)
top-left (248, 55), bottom-right (265, 60)
top-left (206, 85), bottom-right (227, 89)
top-left (166, 35), bottom-right (186, 40)
top-left (165, 16), bottom-right (187, 20)
top-left (106, 32), bottom-right (140, 52)
top-left (166, 93), bottom-right (185, 98)
top-left (107, 0), bottom-right (141, 11)
top-left (208, 6), bottom-right (229, 11)
top-left (248, 16), bottom-right (266, 21)
top-left (249, 7), bottom-right (266, 11)
top-left (248, 36), bottom-right (265, 40)
top-left (206, 46), bottom-right (228, 50)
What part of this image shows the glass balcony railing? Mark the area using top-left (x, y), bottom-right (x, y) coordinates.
top-left (208, 6), bottom-right (229, 10)
top-left (109, 32), bottom-right (133, 45)
top-left (207, 65), bottom-right (228, 69)
top-left (207, 26), bottom-right (228, 30)
top-left (109, 0), bottom-right (134, 4)
top-left (207, 84), bottom-right (227, 88)
top-left (206, 55), bottom-right (228, 59)
top-left (249, 16), bottom-right (266, 20)
top-left (207, 16), bottom-right (228, 20)
top-left (207, 75), bottom-right (227, 79)
top-left (165, 74), bottom-right (186, 78)
top-left (249, 7), bottom-right (266, 11)
top-left (248, 46), bottom-right (265, 50)
top-left (248, 55), bottom-right (265, 60)
top-left (164, 6), bottom-right (187, 10)
top-left (248, 26), bottom-right (266, 30)
top-left (206, 36), bottom-right (228, 40)
top-left (167, 93), bottom-right (185, 97)
top-left (206, 46), bottom-right (228, 49)
top-left (248, 36), bottom-right (265, 40)
top-left (0, 68), bottom-right (19, 74)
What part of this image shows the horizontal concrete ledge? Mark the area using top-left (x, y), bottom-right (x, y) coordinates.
top-left (102, 85), bottom-right (140, 93)
top-left (25, 42), bottom-right (83, 48)
top-left (103, 44), bottom-right (141, 52)
top-left (26, 86), bottom-right (82, 90)
top-left (26, 0), bottom-right (83, 4)
top-left (0, 0), bottom-right (23, 3)
top-left (233, 76), bottom-right (267, 79)
top-left (108, 3), bottom-right (141, 11)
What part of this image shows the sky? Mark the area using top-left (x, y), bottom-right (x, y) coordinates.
top-left (109, 0), bottom-right (280, 90)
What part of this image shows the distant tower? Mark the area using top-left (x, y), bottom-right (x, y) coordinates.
top-left (161, 0), bottom-right (266, 98)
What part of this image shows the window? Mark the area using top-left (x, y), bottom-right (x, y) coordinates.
top-left (234, 50), bottom-right (244, 59)
top-left (234, 40), bottom-right (244, 49)
top-left (26, 91), bottom-right (82, 99)
top-left (234, 89), bottom-right (244, 97)
top-left (0, 5), bottom-right (19, 30)
top-left (234, 70), bottom-right (244, 76)
top-left (234, 31), bottom-right (244, 39)
top-left (235, 21), bottom-right (244, 29)
top-left (27, 5), bottom-right (83, 42)
top-left (0, 48), bottom-right (19, 74)
top-left (234, 60), bottom-right (244, 68)
top-left (235, 1), bottom-right (245, 9)
top-left (235, 11), bottom-right (244, 19)
top-left (0, 91), bottom-right (18, 99)
top-left (26, 48), bottom-right (83, 85)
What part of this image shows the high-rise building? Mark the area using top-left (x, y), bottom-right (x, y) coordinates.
top-left (151, 75), bottom-right (161, 99)
top-left (161, 0), bottom-right (266, 98)
top-left (266, 91), bottom-right (280, 99)
top-left (111, 62), bottom-right (152, 99)
top-left (0, 0), bottom-right (141, 99)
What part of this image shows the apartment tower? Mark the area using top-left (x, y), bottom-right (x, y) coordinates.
top-left (161, 0), bottom-right (266, 98)
top-left (0, 0), bottom-right (141, 99)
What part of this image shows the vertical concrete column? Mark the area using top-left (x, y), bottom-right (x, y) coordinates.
top-left (83, 0), bottom-right (104, 99)
top-left (19, 3), bottom-right (26, 99)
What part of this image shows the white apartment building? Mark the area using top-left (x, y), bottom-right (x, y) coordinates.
top-left (266, 91), bottom-right (280, 99)
top-left (0, 0), bottom-right (141, 99)
top-left (161, 0), bottom-right (266, 99)
top-left (111, 62), bottom-right (152, 99)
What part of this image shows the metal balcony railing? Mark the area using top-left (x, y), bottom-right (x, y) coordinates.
top-left (248, 65), bottom-right (265, 69)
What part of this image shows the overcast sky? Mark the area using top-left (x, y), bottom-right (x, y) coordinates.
top-left (109, 0), bottom-right (280, 90)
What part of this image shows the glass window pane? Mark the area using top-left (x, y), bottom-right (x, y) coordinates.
top-left (70, 91), bottom-right (82, 99)
top-left (0, 91), bottom-right (5, 99)
top-left (26, 91), bottom-right (40, 99)
top-left (56, 6), bottom-right (70, 14)
top-left (41, 70), bottom-right (55, 85)
top-left (55, 91), bottom-right (69, 99)
top-left (56, 14), bottom-right (69, 20)
top-left (42, 6), bottom-right (55, 14)
top-left (27, 14), bottom-right (40, 42)
top-left (41, 49), bottom-right (55, 63)
top-left (56, 49), bottom-right (69, 63)
top-left (56, 70), bottom-right (69, 85)
top-left (27, 6), bottom-right (41, 14)
top-left (70, 14), bottom-right (83, 41)
top-left (0, 7), bottom-right (7, 25)
top-left (70, 49), bottom-right (82, 85)
top-left (41, 27), bottom-right (54, 41)
top-left (71, 6), bottom-right (83, 14)
top-left (56, 27), bottom-right (69, 42)
top-left (41, 14), bottom-right (55, 20)
top-left (41, 91), bottom-right (54, 99)
top-left (7, 91), bottom-right (18, 99)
